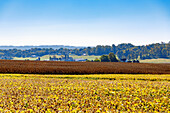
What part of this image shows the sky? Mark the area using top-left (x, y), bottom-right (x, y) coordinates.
top-left (0, 0), bottom-right (170, 46)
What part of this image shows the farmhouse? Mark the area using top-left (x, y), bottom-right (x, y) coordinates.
top-left (31, 55), bottom-right (37, 58)
top-left (49, 54), bottom-right (74, 61)
top-left (61, 54), bottom-right (74, 61)
top-left (120, 58), bottom-right (139, 63)
top-left (49, 56), bottom-right (58, 61)
top-left (74, 58), bottom-right (87, 62)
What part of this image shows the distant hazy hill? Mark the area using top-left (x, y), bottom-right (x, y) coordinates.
top-left (0, 45), bottom-right (86, 50)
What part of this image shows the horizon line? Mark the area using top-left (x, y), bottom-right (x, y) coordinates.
top-left (0, 41), bottom-right (169, 47)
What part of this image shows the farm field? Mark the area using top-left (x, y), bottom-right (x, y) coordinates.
top-left (13, 55), bottom-right (101, 61)
top-left (0, 60), bottom-right (169, 74)
top-left (140, 58), bottom-right (170, 63)
top-left (13, 55), bottom-right (170, 63)
top-left (0, 74), bottom-right (169, 112)
top-left (13, 57), bottom-right (37, 61)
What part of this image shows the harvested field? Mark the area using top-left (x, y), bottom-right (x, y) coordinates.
top-left (0, 60), bottom-right (169, 74)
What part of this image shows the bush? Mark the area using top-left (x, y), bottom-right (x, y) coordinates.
top-left (100, 55), bottom-right (110, 62)
top-left (94, 58), bottom-right (100, 62)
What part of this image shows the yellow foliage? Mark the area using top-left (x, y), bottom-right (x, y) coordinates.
top-left (0, 74), bottom-right (169, 112)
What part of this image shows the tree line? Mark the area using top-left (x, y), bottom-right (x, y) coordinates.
top-left (0, 42), bottom-right (169, 60)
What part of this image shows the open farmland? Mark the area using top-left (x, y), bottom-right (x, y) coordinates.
top-left (140, 58), bottom-right (170, 63)
top-left (0, 74), bottom-right (169, 112)
top-left (13, 55), bottom-right (101, 61)
top-left (0, 60), bottom-right (169, 74)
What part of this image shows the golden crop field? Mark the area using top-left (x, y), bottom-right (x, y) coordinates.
top-left (0, 74), bottom-right (169, 112)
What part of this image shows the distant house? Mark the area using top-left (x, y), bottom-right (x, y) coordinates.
top-left (31, 55), bottom-right (37, 58)
top-left (49, 56), bottom-right (58, 61)
top-left (120, 58), bottom-right (139, 63)
top-left (43, 59), bottom-right (49, 61)
top-left (61, 54), bottom-right (74, 61)
top-left (49, 54), bottom-right (74, 61)
top-left (74, 58), bottom-right (87, 62)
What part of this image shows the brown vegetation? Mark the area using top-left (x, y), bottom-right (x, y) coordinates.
top-left (0, 60), bottom-right (169, 74)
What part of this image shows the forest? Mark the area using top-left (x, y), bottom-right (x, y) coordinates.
top-left (0, 42), bottom-right (169, 60)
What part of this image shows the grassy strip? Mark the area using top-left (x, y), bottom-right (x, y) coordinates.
top-left (0, 74), bottom-right (170, 81)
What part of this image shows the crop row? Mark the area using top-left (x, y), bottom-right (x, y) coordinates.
top-left (1, 74), bottom-right (170, 81)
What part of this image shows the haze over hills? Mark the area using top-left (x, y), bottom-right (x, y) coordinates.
top-left (0, 41), bottom-right (169, 50)
top-left (0, 45), bottom-right (86, 50)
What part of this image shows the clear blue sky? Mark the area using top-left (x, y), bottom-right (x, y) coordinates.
top-left (0, 0), bottom-right (169, 46)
